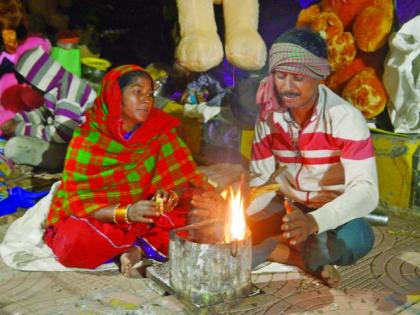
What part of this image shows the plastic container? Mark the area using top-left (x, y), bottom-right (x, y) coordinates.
top-left (51, 32), bottom-right (82, 76)
top-left (57, 36), bottom-right (79, 49)
top-left (81, 57), bottom-right (111, 82)
top-left (81, 57), bottom-right (112, 93)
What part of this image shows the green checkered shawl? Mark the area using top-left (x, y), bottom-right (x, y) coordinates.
top-left (47, 65), bottom-right (209, 225)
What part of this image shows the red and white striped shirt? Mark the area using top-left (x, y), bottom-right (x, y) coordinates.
top-left (249, 84), bottom-right (379, 233)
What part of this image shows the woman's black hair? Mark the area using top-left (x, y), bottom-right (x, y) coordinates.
top-left (118, 70), bottom-right (154, 90)
top-left (273, 27), bottom-right (328, 59)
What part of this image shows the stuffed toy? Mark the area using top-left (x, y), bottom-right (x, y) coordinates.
top-left (310, 11), bottom-right (343, 41)
top-left (342, 67), bottom-right (387, 119)
top-left (297, 4), bottom-right (353, 70)
top-left (325, 58), bottom-right (365, 92)
top-left (1, 84), bottom-right (45, 112)
top-left (321, 0), bottom-right (394, 52)
top-left (296, 0), bottom-right (392, 119)
top-left (327, 32), bottom-right (357, 71)
top-left (296, 3), bottom-right (320, 28)
top-left (0, 0), bottom-right (51, 132)
top-left (297, 0), bottom-right (393, 53)
top-left (352, 1), bottom-right (393, 52)
top-left (175, 0), bottom-right (267, 72)
top-left (321, 0), bottom-right (370, 29)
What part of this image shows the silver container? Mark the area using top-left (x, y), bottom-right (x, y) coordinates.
top-left (169, 219), bottom-right (252, 310)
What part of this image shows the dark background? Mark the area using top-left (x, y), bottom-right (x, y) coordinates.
top-left (18, 0), bottom-right (420, 133)
top-left (23, 0), bottom-right (304, 68)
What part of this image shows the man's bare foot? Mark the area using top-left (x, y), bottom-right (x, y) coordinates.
top-left (320, 265), bottom-right (341, 287)
top-left (120, 246), bottom-right (143, 278)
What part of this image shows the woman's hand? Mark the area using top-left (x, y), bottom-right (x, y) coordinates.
top-left (190, 191), bottom-right (227, 220)
top-left (0, 119), bottom-right (18, 137)
top-left (154, 189), bottom-right (179, 214)
top-left (127, 200), bottom-right (160, 223)
top-left (281, 199), bottom-right (318, 245)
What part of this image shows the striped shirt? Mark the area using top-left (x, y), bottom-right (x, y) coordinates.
top-left (249, 84), bottom-right (379, 233)
top-left (13, 46), bottom-right (96, 143)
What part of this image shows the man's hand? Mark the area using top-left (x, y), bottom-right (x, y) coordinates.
top-left (281, 199), bottom-right (318, 245)
top-left (0, 119), bottom-right (18, 137)
top-left (190, 190), bottom-right (227, 220)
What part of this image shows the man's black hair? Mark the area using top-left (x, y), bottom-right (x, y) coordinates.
top-left (273, 28), bottom-right (328, 59)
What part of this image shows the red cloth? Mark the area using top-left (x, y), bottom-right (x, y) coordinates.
top-left (44, 201), bottom-right (190, 269)
top-left (1, 84), bottom-right (44, 112)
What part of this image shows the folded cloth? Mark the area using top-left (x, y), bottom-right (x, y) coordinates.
top-left (0, 181), bottom-right (117, 271)
top-left (0, 187), bottom-right (49, 217)
top-left (1, 84), bottom-right (45, 112)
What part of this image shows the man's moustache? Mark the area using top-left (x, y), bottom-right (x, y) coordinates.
top-left (279, 92), bottom-right (300, 98)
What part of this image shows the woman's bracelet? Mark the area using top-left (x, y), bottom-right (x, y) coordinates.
top-left (113, 204), bottom-right (132, 224)
top-left (125, 204), bottom-right (132, 223)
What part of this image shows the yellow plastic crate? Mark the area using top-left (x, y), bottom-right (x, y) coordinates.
top-left (371, 133), bottom-right (420, 210)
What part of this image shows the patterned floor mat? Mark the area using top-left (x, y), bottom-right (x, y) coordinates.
top-left (0, 164), bottom-right (419, 314)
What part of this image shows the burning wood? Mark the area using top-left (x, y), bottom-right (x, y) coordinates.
top-left (224, 187), bottom-right (246, 244)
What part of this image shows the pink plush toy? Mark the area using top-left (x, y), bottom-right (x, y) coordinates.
top-left (0, 35), bottom-right (51, 134)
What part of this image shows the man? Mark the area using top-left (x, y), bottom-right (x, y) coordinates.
top-left (192, 28), bottom-right (378, 287)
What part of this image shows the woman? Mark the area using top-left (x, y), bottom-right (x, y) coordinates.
top-left (43, 64), bottom-right (211, 276)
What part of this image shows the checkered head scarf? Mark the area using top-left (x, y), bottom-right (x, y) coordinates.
top-left (256, 28), bottom-right (331, 120)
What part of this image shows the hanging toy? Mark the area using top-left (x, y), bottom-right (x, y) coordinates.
top-left (2, 29), bottom-right (17, 53)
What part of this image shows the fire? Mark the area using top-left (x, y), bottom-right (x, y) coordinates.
top-left (224, 187), bottom-right (246, 243)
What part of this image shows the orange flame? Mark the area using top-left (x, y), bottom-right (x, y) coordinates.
top-left (224, 187), bottom-right (246, 243)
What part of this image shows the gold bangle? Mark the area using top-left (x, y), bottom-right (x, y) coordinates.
top-left (113, 204), bottom-right (129, 224)
top-left (112, 204), bottom-right (120, 224)
top-left (125, 204), bottom-right (132, 224)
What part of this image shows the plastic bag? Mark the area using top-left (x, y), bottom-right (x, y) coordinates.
top-left (0, 187), bottom-right (49, 217)
top-left (383, 16), bottom-right (420, 133)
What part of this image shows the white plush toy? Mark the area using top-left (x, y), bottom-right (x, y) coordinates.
top-left (175, 0), bottom-right (267, 72)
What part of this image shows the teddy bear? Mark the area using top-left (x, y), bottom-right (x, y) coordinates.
top-left (322, 0), bottom-right (394, 52)
top-left (296, 0), bottom-right (393, 119)
top-left (175, 0), bottom-right (267, 72)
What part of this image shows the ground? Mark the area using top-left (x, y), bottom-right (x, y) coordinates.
top-left (0, 164), bottom-right (419, 314)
